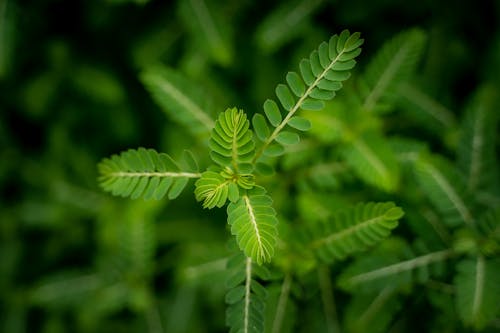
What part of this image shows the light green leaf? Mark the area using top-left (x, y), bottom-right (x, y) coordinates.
top-left (227, 186), bottom-right (278, 265)
top-left (264, 99), bottom-right (283, 127)
top-left (263, 143), bottom-right (285, 157)
top-left (209, 108), bottom-right (255, 170)
top-left (98, 148), bottom-right (200, 200)
top-left (276, 84), bottom-right (295, 111)
top-left (253, 113), bottom-right (271, 141)
top-left (287, 116), bottom-right (311, 131)
top-left (286, 71), bottom-right (305, 97)
top-left (300, 98), bottom-right (324, 111)
top-left (275, 131), bottom-right (300, 145)
top-left (194, 171), bottom-right (231, 209)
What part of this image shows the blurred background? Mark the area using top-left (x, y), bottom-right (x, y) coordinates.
top-left (0, 0), bottom-right (499, 332)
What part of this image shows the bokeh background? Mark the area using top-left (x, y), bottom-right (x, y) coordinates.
top-left (1, 0), bottom-right (499, 332)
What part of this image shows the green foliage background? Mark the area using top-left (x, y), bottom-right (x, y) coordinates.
top-left (1, 0), bottom-right (499, 332)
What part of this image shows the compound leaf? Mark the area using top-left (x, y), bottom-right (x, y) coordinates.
top-left (209, 108), bottom-right (255, 171)
top-left (308, 202), bottom-right (404, 263)
top-left (98, 148), bottom-right (200, 200)
top-left (227, 186), bottom-right (278, 265)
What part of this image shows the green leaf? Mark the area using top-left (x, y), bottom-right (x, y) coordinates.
top-left (209, 108), bottom-right (255, 170)
top-left (252, 113), bottom-right (270, 141)
top-left (287, 116), bottom-right (311, 131)
top-left (338, 240), bottom-right (452, 293)
top-left (457, 85), bottom-right (499, 192)
top-left (168, 177), bottom-right (189, 199)
top-left (341, 132), bottom-right (400, 192)
top-left (309, 87), bottom-right (335, 100)
top-left (98, 148), bottom-right (200, 200)
top-left (182, 150), bottom-right (199, 172)
top-left (254, 0), bottom-right (323, 53)
top-left (300, 59), bottom-right (315, 85)
top-left (263, 143), bottom-right (285, 157)
top-left (194, 171), bottom-right (231, 209)
top-left (140, 66), bottom-right (215, 139)
top-left (178, 0), bottom-right (233, 66)
top-left (226, 255), bottom-right (267, 333)
top-left (397, 82), bottom-right (457, 134)
top-left (413, 155), bottom-right (473, 227)
top-left (225, 285), bottom-right (245, 304)
top-left (263, 99), bottom-right (282, 127)
top-left (300, 98), bottom-right (324, 111)
top-left (276, 84), bottom-right (295, 111)
top-left (308, 202), bottom-right (403, 263)
top-left (360, 28), bottom-right (427, 112)
top-left (286, 71), bottom-right (305, 97)
top-left (344, 31), bottom-right (364, 52)
top-left (228, 182), bottom-right (240, 203)
top-left (455, 257), bottom-right (500, 330)
top-left (275, 131), bottom-right (300, 145)
top-left (227, 186), bottom-right (278, 265)
top-left (256, 31), bottom-right (363, 167)
top-left (309, 50), bottom-right (323, 76)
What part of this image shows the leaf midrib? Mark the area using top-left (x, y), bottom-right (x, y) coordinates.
top-left (110, 171), bottom-right (201, 178)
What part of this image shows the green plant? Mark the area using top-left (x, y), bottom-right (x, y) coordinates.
top-left (96, 25), bottom-right (500, 333)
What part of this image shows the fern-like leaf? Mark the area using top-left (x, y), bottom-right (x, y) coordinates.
top-left (457, 85), bottom-right (499, 192)
top-left (361, 28), bottom-right (426, 112)
top-left (252, 30), bottom-right (363, 162)
top-left (341, 132), bottom-right (400, 192)
top-left (413, 155), bottom-right (474, 227)
top-left (140, 66), bottom-right (215, 139)
top-left (226, 254), bottom-right (269, 333)
top-left (98, 148), bottom-right (200, 200)
top-left (308, 202), bottom-right (404, 263)
top-left (209, 107), bottom-right (255, 172)
top-left (455, 257), bottom-right (500, 330)
top-left (227, 186), bottom-right (278, 265)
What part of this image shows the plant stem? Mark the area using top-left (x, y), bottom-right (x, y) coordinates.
top-left (318, 265), bottom-right (341, 333)
top-left (272, 273), bottom-right (292, 333)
